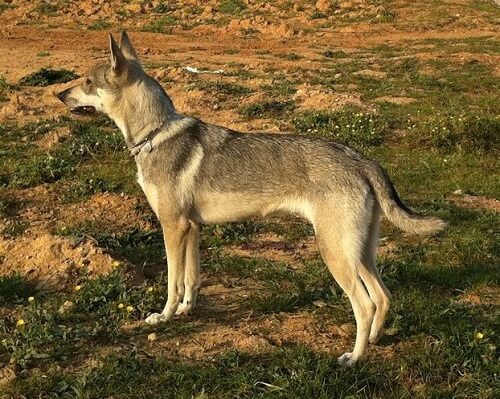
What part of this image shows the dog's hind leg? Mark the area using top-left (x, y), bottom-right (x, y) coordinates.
top-left (357, 206), bottom-right (392, 344)
top-left (146, 218), bottom-right (190, 324)
top-left (176, 221), bottom-right (201, 315)
top-left (314, 202), bottom-right (375, 366)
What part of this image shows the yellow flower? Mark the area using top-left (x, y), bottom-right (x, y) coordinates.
top-left (16, 319), bottom-right (25, 327)
top-left (74, 285), bottom-right (82, 292)
top-left (475, 332), bottom-right (484, 340)
top-left (112, 260), bottom-right (121, 268)
top-left (126, 306), bottom-right (134, 313)
top-left (147, 287), bottom-right (154, 293)
top-left (27, 296), bottom-right (35, 303)
top-left (117, 303), bottom-right (124, 309)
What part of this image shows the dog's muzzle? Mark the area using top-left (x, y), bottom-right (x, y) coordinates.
top-left (56, 89), bottom-right (96, 116)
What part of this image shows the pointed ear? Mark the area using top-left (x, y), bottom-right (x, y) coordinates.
top-left (119, 31), bottom-right (139, 61)
top-left (109, 33), bottom-right (128, 75)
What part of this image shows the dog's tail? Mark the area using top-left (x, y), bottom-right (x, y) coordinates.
top-left (367, 162), bottom-right (446, 235)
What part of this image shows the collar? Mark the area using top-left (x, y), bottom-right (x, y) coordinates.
top-left (130, 121), bottom-right (169, 156)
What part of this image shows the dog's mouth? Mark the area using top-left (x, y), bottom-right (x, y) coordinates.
top-left (70, 106), bottom-right (96, 116)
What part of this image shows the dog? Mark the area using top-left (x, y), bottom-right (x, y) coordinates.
top-left (57, 32), bottom-right (446, 366)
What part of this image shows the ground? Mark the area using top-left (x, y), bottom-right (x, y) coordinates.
top-left (0, 1), bottom-right (499, 398)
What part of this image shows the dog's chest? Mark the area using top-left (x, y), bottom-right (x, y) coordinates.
top-left (137, 164), bottom-right (160, 217)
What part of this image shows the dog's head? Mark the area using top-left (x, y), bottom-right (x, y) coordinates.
top-left (56, 32), bottom-right (142, 117)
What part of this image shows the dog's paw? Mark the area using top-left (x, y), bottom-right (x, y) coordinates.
top-left (145, 312), bottom-right (168, 325)
top-left (175, 302), bottom-right (193, 316)
top-left (337, 352), bottom-right (357, 367)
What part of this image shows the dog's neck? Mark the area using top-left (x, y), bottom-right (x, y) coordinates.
top-left (107, 77), bottom-right (179, 149)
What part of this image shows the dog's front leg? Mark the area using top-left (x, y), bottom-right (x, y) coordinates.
top-left (145, 218), bottom-right (190, 324)
top-left (176, 221), bottom-right (201, 315)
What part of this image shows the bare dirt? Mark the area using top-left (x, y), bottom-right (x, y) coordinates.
top-left (0, 0), bottom-right (499, 357)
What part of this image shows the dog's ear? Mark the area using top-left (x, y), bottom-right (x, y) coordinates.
top-left (119, 31), bottom-right (139, 61)
top-left (109, 33), bottom-right (128, 75)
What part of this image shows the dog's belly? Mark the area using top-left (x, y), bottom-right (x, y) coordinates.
top-left (192, 192), bottom-right (314, 224)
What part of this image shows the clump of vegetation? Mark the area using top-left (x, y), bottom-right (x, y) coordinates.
top-left (0, 273), bottom-right (37, 305)
top-left (19, 68), bottom-right (78, 87)
top-left (0, 75), bottom-right (8, 101)
top-left (142, 16), bottom-right (178, 34)
top-left (88, 19), bottom-right (112, 31)
top-left (218, 0), bottom-right (247, 15)
top-left (293, 108), bottom-right (386, 150)
top-left (322, 49), bottom-right (348, 58)
top-left (35, 2), bottom-right (58, 16)
top-left (415, 113), bottom-right (500, 152)
top-left (241, 100), bottom-right (295, 118)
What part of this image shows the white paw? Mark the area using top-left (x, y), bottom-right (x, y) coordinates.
top-left (337, 352), bottom-right (357, 367)
top-left (175, 302), bottom-right (193, 315)
top-left (145, 312), bottom-right (168, 325)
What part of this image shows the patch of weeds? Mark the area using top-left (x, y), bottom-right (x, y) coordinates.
top-left (36, 51), bottom-right (50, 57)
top-left (0, 2), bottom-right (15, 14)
top-left (415, 113), bottom-right (500, 153)
top-left (218, 0), bottom-right (247, 15)
top-left (322, 49), bottom-right (348, 58)
top-left (310, 11), bottom-right (327, 19)
top-left (88, 19), bottom-right (112, 31)
top-left (35, 2), bottom-right (58, 16)
top-left (0, 75), bottom-right (8, 101)
top-left (142, 16), bottom-right (178, 34)
top-left (374, 9), bottom-right (396, 23)
top-left (241, 100), bottom-right (295, 119)
top-left (61, 175), bottom-right (123, 203)
top-left (293, 108), bottom-right (386, 150)
top-left (277, 53), bottom-right (303, 61)
top-left (260, 79), bottom-right (297, 97)
top-left (11, 154), bottom-right (74, 188)
top-left (152, 2), bottom-right (176, 13)
top-left (2, 221), bottom-right (28, 238)
top-left (0, 196), bottom-right (20, 217)
top-left (19, 68), bottom-right (78, 87)
top-left (0, 273), bottom-right (37, 305)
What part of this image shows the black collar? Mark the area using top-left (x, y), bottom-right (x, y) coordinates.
top-left (130, 121), bottom-right (169, 156)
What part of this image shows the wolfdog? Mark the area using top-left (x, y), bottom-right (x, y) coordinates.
top-left (57, 32), bottom-right (446, 366)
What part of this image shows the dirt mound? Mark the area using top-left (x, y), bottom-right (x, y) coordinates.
top-left (0, 232), bottom-right (115, 290)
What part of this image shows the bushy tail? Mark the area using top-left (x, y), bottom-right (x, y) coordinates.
top-left (368, 162), bottom-right (447, 235)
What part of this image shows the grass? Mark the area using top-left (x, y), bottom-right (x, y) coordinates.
top-left (142, 16), bottom-right (178, 34)
top-left (0, 75), bottom-right (8, 101)
top-left (218, 0), bottom-right (247, 15)
top-left (19, 68), bottom-right (78, 87)
top-left (0, 29), bottom-right (499, 399)
top-left (293, 108), bottom-right (386, 151)
top-left (241, 100), bottom-right (295, 119)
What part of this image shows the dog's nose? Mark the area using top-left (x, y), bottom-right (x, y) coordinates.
top-left (56, 89), bottom-right (69, 102)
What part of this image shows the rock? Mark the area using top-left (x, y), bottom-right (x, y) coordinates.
top-left (315, 0), bottom-right (331, 12)
top-left (147, 333), bottom-right (157, 342)
top-left (58, 300), bottom-right (74, 314)
top-left (453, 189), bottom-right (464, 195)
top-left (125, 3), bottom-right (143, 14)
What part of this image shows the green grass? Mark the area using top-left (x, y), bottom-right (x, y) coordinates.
top-left (88, 19), bottom-right (112, 31)
top-left (141, 16), bottom-right (178, 34)
top-left (241, 100), bottom-right (295, 119)
top-left (0, 33), bottom-right (499, 399)
top-left (293, 108), bottom-right (386, 151)
top-left (218, 0), bottom-right (247, 15)
top-left (19, 68), bottom-right (78, 87)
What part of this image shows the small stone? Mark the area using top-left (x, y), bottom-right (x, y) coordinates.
top-left (58, 300), bottom-right (74, 314)
top-left (313, 299), bottom-right (328, 308)
top-left (453, 189), bottom-right (464, 195)
top-left (315, 0), bottom-right (331, 12)
top-left (147, 333), bottom-right (157, 342)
